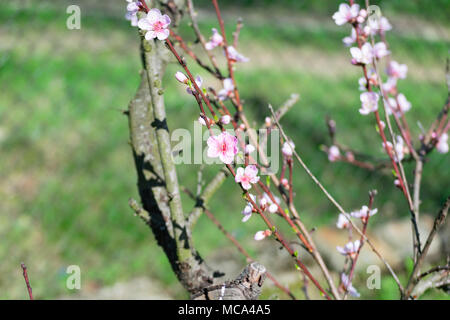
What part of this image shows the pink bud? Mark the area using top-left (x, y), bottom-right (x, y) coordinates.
top-left (254, 230), bottom-right (272, 241)
top-left (268, 204), bottom-right (278, 213)
top-left (265, 117), bottom-right (272, 127)
top-left (245, 144), bottom-right (255, 154)
top-left (175, 71), bottom-right (188, 84)
top-left (220, 115), bottom-right (231, 124)
top-left (363, 26), bottom-right (371, 36)
top-left (239, 124), bottom-right (246, 131)
top-left (356, 16), bottom-right (365, 24)
top-left (281, 178), bottom-right (289, 187)
top-left (359, 9), bottom-right (367, 18)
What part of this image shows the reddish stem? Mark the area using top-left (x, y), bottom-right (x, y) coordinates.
top-left (21, 263), bottom-right (33, 300)
top-left (212, 0), bottom-right (243, 111)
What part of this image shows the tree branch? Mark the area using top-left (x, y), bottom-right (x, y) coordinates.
top-left (404, 196), bottom-right (450, 299)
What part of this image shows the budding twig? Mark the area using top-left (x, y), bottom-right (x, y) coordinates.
top-left (268, 103), bottom-right (404, 292)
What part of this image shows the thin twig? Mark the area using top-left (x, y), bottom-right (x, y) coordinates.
top-left (21, 263), bottom-right (33, 300)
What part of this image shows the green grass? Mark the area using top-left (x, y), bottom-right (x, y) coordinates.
top-left (0, 1), bottom-right (448, 299)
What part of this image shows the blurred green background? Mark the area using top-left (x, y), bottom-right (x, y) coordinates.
top-left (0, 0), bottom-right (448, 299)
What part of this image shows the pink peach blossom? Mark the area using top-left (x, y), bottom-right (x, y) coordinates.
top-left (351, 205), bottom-right (378, 221)
top-left (235, 165), bottom-right (260, 190)
top-left (350, 43), bottom-right (373, 65)
top-left (218, 78), bottom-right (234, 101)
top-left (342, 28), bottom-right (357, 47)
top-left (282, 141), bottom-right (295, 157)
top-left (336, 213), bottom-right (350, 229)
top-left (220, 115), bottom-right (231, 125)
top-left (368, 16), bottom-right (392, 35)
top-left (436, 133), bottom-right (449, 154)
top-left (205, 28), bottom-right (224, 50)
top-left (226, 46), bottom-right (249, 63)
top-left (359, 92), bottom-right (379, 115)
top-left (387, 61), bottom-right (408, 79)
top-left (207, 131), bottom-right (238, 164)
top-left (328, 145), bottom-right (341, 162)
top-left (241, 194), bottom-right (256, 222)
top-left (186, 75), bottom-right (203, 95)
top-left (125, 1), bottom-right (140, 27)
top-left (383, 136), bottom-right (406, 162)
top-left (341, 273), bottom-right (360, 297)
top-left (382, 78), bottom-right (397, 94)
top-left (260, 193), bottom-right (280, 213)
top-left (137, 8), bottom-right (171, 41)
top-left (337, 240), bottom-right (360, 258)
top-left (332, 3), bottom-right (360, 25)
top-left (372, 42), bottom-right (390, 59)
top-left (387, 93), bottom-right (411, 117)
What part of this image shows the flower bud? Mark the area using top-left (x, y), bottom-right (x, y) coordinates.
top-left (359, 9), bottom-right (367, 18)
top-left (175, 71), bottom-right (188, 84)
top-left (254, 230), bottom-right (272, 241)
top-left (363, 26), bottom-right (371, 36)
top-left (220, 115), bottom-right (231, 124)
top-left (245, 144), bottom-right (255, 154)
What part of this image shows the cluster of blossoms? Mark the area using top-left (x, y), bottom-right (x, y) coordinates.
top-left (332, 2), bottom-right (412, 120)
top-left (334, 202), bottom-right (378, 297)
top-left (204, 28), bottom-right (249, 63)
top-left (241, 193), bottom-right (280, 222)
top-left (383, 135), bottom-right (409, 162)
top-left (175, 72), bottom-right (204, 96)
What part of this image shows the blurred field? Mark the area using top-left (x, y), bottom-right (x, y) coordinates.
top-left (0, 0), bottom-right (448, 299)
